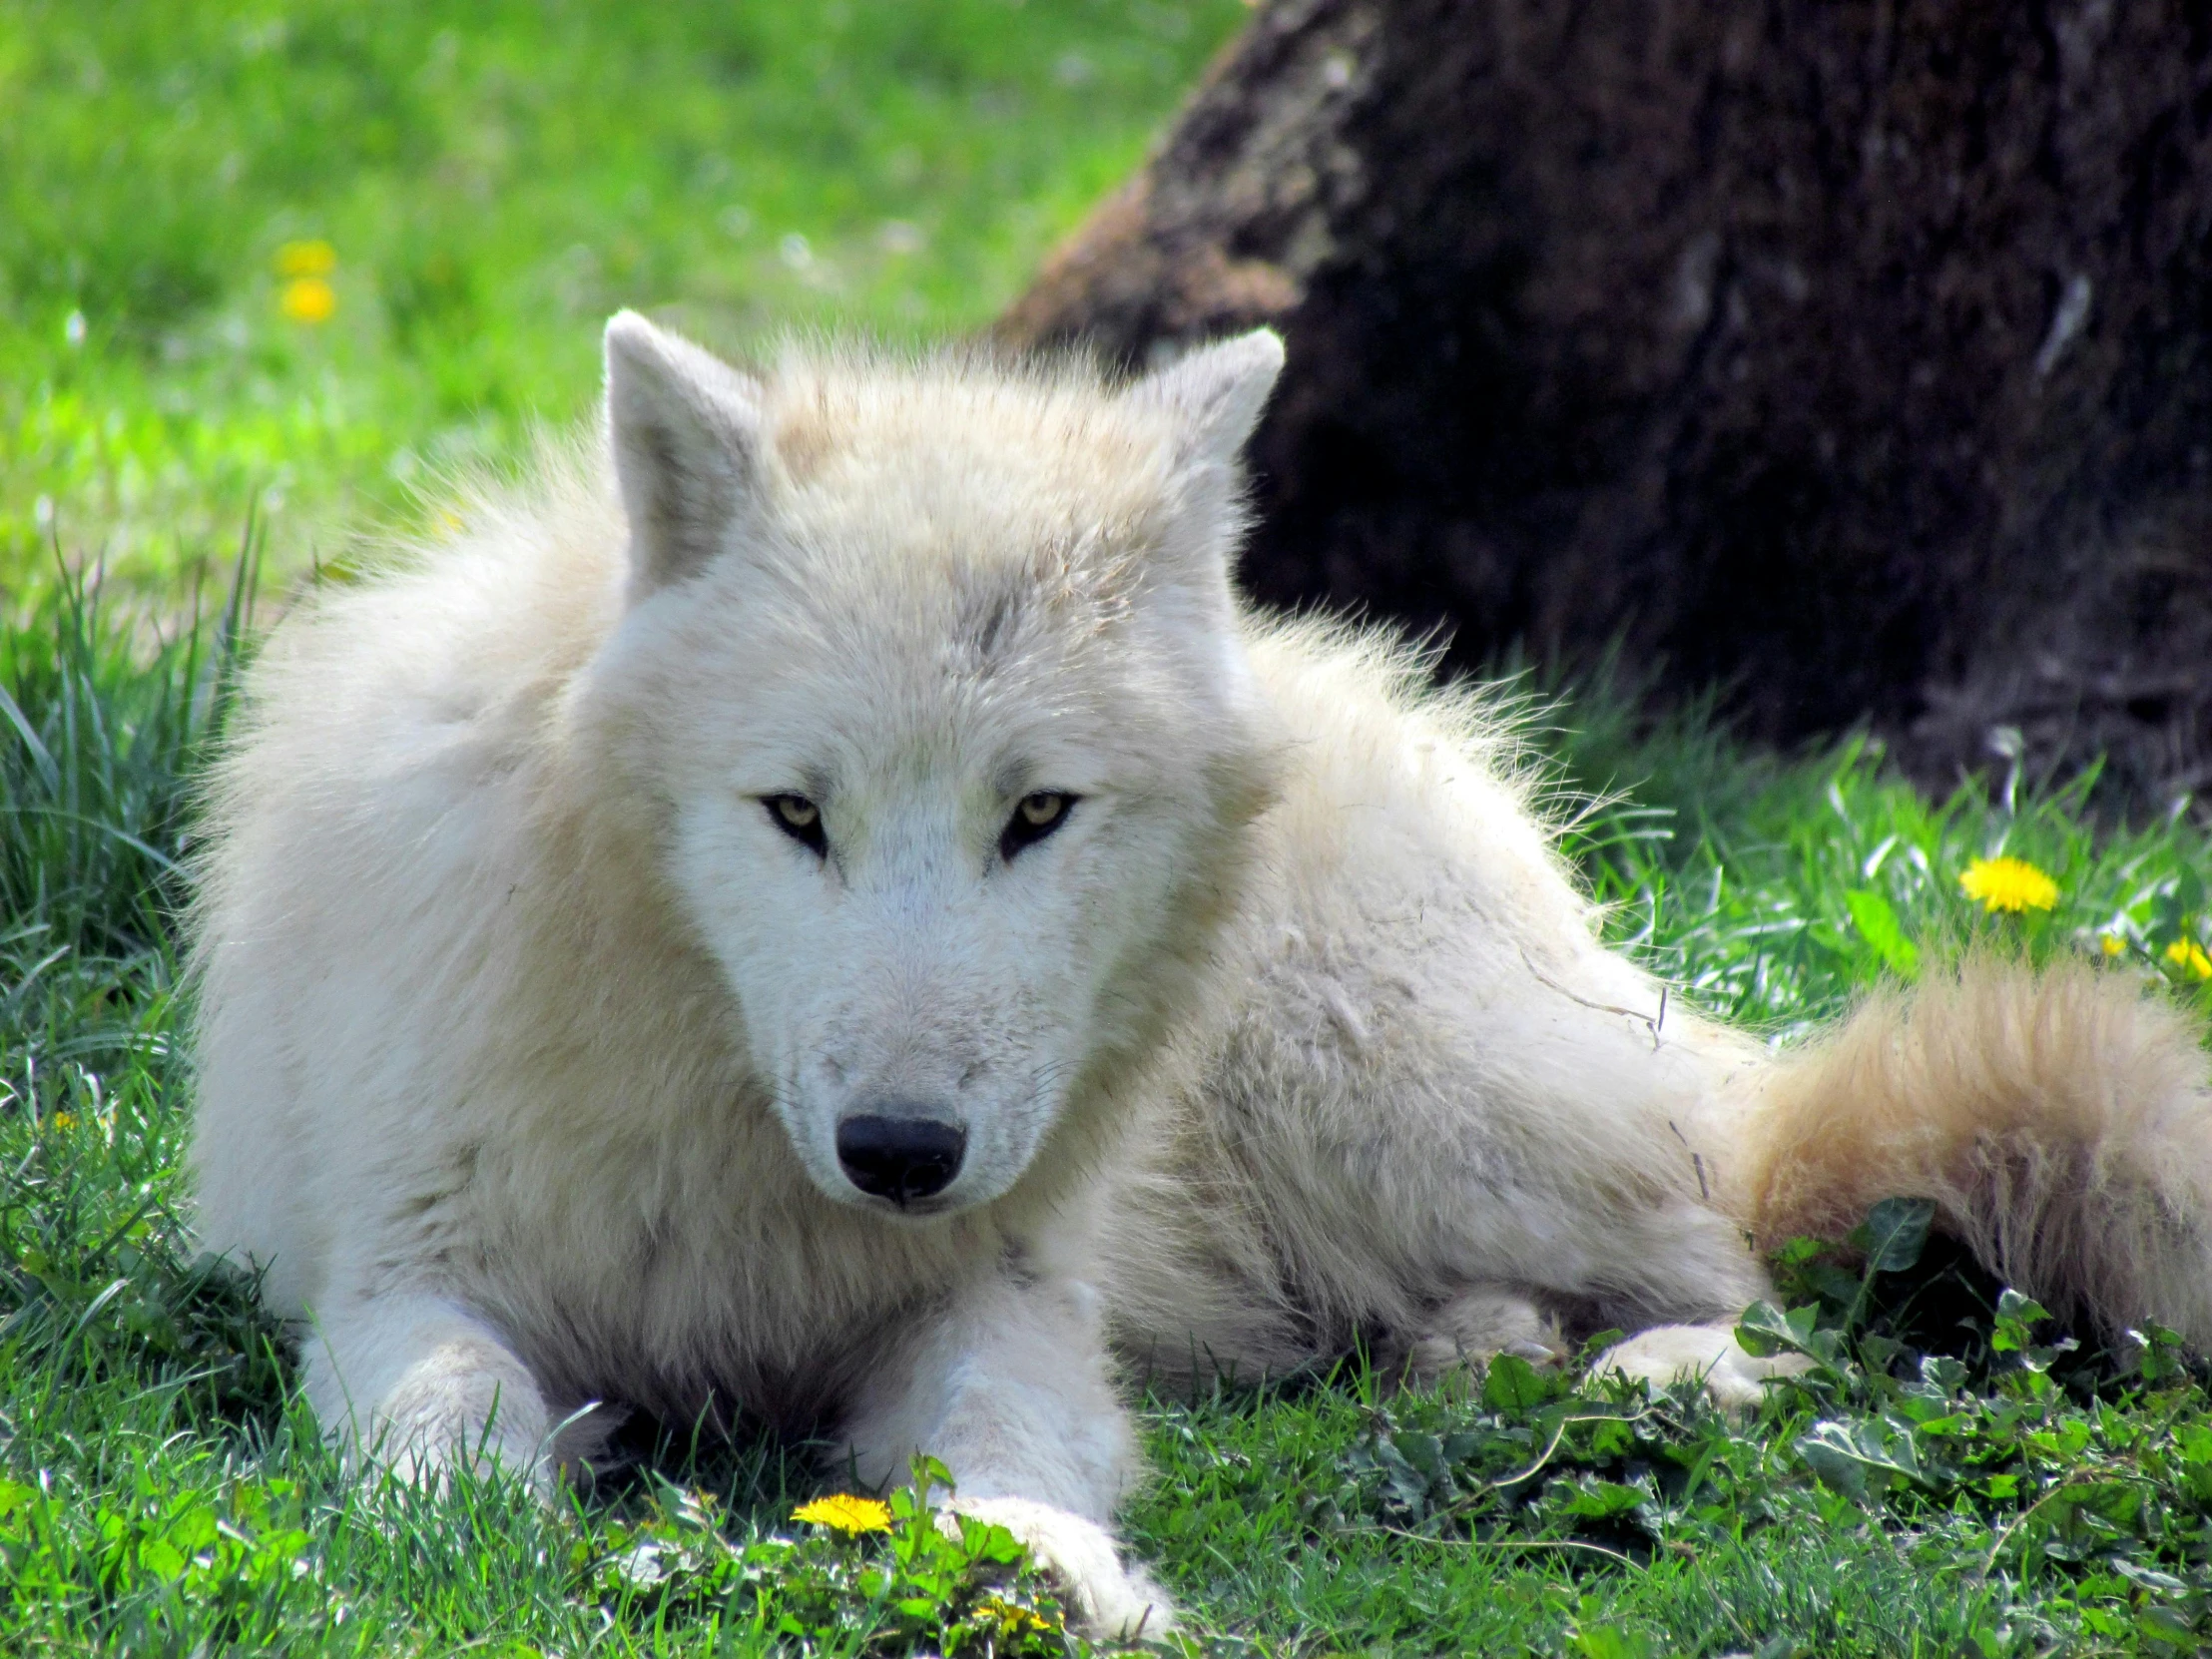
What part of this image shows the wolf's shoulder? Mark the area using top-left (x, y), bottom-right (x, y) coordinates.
top-left (1241, 612), bottom-right (1551, 829)
top-left (215, 443), bottom-right (626, 814)
top-left (1233, 610), bottom-right (1590, 939)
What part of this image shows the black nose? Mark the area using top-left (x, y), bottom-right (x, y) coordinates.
top-left (834, 1114), bottom-right (967, 1205)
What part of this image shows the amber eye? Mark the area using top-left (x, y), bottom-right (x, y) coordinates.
top-left (999, 792), bottom-right (1076, 860)
top-left (765, 794), bottom-right (827, 855)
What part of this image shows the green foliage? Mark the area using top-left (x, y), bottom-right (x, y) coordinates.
top-left (8, 566), bottom-right (2212, 1653)
top-left (1138, 1200), bottom-right (2212, 1656)
top-left (1550, 720), bottom-right (2212, 1037)
top-left (579, 1461), bottom-right (1073, 1655)
top-left (0, 0), bottom-right (1249, 588)
top-left (1, 584), bottom-right (247, 1088)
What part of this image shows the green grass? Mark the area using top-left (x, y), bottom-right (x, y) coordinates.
top-left (12, 3), bottom-right (2212, 1654)
top-left (9, 577), bottom-right (2212, 1655)
top-left (2, 0), bottom-right (1247, 590)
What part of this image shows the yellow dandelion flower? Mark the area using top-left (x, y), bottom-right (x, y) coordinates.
top-left (2100, 933), bottom-right (2127, 957)
top-left (973, 1594), bottom-right (1057, 1636)
top-left (792, 1493), bottom-right (891, 1534)
top-left (279, 277), bottom-right (336, 324)
top-left (1958, 855), bottom-right (2058, 914)
top-left (48, 1112), bottom-right (76, 1130)
top-left (275, 240), bottom-right (337, 278)
top-left (2165, 939), bottom-right (2212, 980)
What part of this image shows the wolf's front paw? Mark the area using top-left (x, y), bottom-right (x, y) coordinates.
top-left (1594, 1323), bottom-right (1811, 1411)
top-left (368, 1408), bottom-right (555, 1496)
top-left (345, 1336), bottom-right (559, 1495)
top-left (948, 1495), bottom-right (1173, 1641)
top-left (1396, 1285), bottom-right (1568, 1382)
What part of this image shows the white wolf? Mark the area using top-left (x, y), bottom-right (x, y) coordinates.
top-left (191, 311), bottom-right (2212, 1634)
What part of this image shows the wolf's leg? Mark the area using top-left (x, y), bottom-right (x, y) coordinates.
top-left (1391, 1284), bottom-right (1568, 1382)
top-left (840, 1271), bottom-right (1172, 1638)
top-left (304, 1288), bottom-right (553, 1486)
top-left (1184, 940), bottom-right (1783, 1408)
top-left (1593, 1324), bottom-right (1813, 1411)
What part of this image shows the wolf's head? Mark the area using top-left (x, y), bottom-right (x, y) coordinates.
top-left (577, 313), bottom-right (1284, 1220)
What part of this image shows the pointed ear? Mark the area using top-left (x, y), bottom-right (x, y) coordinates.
top-left (603, 310), bottom-right (770, 598)
top-left (1129, 328), bottom-right (1286, 468)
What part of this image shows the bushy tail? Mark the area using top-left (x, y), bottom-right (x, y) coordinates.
top-left (1730, 959), bottom-right (2212, 1348)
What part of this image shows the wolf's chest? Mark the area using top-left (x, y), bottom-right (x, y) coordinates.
top-left (467, 1148), bottom-right (974, 1424)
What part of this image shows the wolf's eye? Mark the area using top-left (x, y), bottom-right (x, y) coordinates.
top-left (765, 794), bottom-right (828, 856)
top-left (999, 792), bottom-right (1075, 860)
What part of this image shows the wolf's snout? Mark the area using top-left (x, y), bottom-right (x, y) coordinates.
top-left (835, 1114), bottom-right (966, 1206)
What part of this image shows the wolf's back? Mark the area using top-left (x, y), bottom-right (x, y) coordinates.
top-left (1726, 959), bottom-right (2212, 1347)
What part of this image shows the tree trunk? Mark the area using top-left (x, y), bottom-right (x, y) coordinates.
top-left (999, 0), bottom-right (2212, 804)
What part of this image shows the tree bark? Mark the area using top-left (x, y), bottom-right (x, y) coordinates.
top-left (1000, 0), bottom-right (2212, 804)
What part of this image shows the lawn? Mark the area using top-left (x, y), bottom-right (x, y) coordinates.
top-left (10, 3), bottom-right (2212, 1655)
top-left (2, 0), bottom-right (1246, 592)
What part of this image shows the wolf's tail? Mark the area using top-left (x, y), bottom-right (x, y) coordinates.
top-left (1724, 959), bottom-right (2212, 1347)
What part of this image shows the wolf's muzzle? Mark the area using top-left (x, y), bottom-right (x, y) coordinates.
top-left (834, 1114), bottom-right (967, 1206)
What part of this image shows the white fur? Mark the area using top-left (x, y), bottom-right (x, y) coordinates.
top-left (190, 314), bottom-right (2212, 1631)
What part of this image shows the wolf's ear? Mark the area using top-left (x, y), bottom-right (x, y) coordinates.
top-left (1130, 328), bottom-right (1286, 469)
top-left (603, 310), bottom-right (770, 599)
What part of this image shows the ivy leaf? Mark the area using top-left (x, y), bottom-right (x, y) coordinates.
top-left (1390, 1430), bottom-right (1445, 1482)
top-left (1555, 1476), bottom-right (1651, 1520)
top-left (1370, 1435), bottom-right (1436, 1514)
top-left (1482, 1351), bottom-right (1549, 1412)
top-left (1736, 1300), bottom-right (1834, 1363)
top-left (1797, 1416), bottom-right (1922, 1500)
top-left (1992, 1288), bottom-right (2052, 1354)
top-left (1845, 889), bottom-right (1921, 978)
top-left (1853, 1196), bottom-right (1936, 1275)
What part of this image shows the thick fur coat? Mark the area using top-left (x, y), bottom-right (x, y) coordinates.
top-left (191, 315), bottom-right (2212, 1633)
